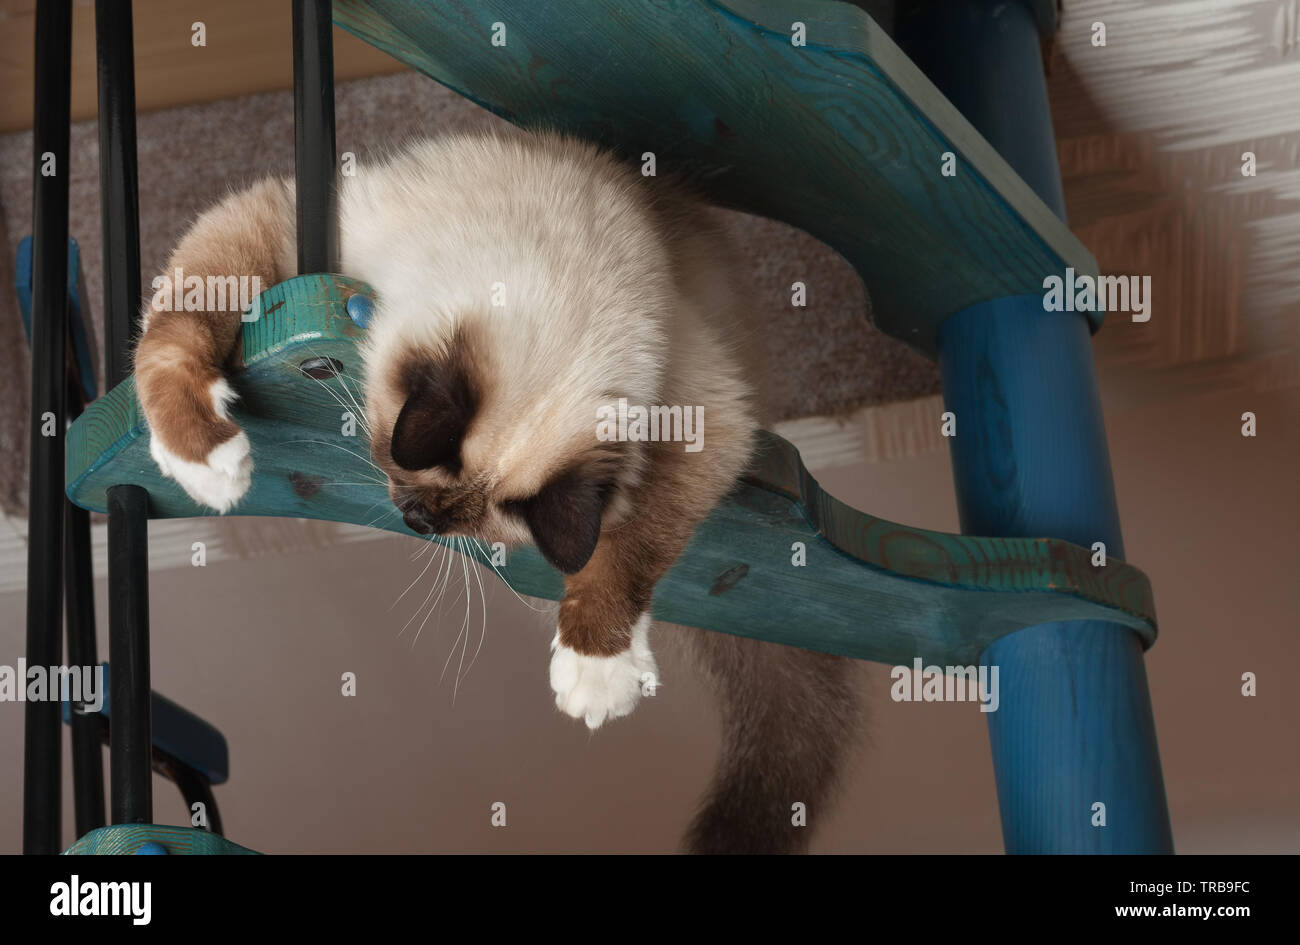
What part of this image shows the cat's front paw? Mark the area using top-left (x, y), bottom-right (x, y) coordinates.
top-left (146, 377), bottom-right (253, 513)
top-left (549, 613), bottom-right (657, 730)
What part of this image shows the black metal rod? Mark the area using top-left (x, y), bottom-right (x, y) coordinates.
top-left (292, 0), bottom-right (338, 274)
top-left (168, 763), bottom-right (224, 837)
top-left (24, 0), bottom-right (73, 857)
top-left (106, 484), bottom-right (151, 823)
top-left (64, 392), bottom-right (106, 837)
top-left (95, 0), bottom-right (142, 390)
top-left (95, 0), bottom-right (152, 825)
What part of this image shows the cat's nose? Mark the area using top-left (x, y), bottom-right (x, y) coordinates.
top-left (401, 502), bottom-right (447, 535)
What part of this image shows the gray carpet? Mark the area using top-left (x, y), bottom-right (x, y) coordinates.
top-left (0, 70), bottom-right (939, 516)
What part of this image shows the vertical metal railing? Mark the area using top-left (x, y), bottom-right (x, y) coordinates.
top-left (95, 0), bottom-right (153, 826)
top-left (23, 0), bottom-right (339, 851)
top-left (293, 0), bottom-right (339, 274)
top-left (65, 386), bottom-right (106, 836)
top-left (23, 0), bottom-right (74, 856)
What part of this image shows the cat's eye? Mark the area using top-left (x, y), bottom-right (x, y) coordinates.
top-left (299, 356), bottom-right (344, 380)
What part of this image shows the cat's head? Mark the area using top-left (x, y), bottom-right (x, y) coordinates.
top-left (362, 306), bottom-right (661, 576)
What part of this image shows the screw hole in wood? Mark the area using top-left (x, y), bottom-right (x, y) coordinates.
top-left (299, 356), bottom-right (344, 380)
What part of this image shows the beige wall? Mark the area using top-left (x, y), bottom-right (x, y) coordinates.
top-left (2, 384), bottom-right (1296, 853)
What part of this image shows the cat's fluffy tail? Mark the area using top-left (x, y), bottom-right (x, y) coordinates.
top-left (681, 630), bottom-right (866, 854)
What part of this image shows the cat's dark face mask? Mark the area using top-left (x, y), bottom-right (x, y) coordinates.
top-left (378, 341), bottom-right (619, 575)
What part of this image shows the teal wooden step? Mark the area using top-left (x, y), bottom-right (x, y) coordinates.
top-left (331, 0), bottom-right (1095, 357)
top-left (64, 824), bottom-right (258, 855)
top-left (16, 235), bottom-right (97, 403)
top-left (65, 276), bottom-right (1155, 667)
top-left (61, 663), bottom-right (230, 786)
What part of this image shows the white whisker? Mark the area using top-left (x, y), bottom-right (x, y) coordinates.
top-left (400, 539), bottom-right (453, 642)
top-left (467, 535), bottom-right (549, 613)
top-left (391, 537), bottom-right (441, 612)
top-left (440, 537), bottom-right (473, 696)
top-left (282, 438), bottom-right (386, 477)
top-left (297, 342), bottom-right (375, 440)
top-left (462, 538), bottom-right (490, 681)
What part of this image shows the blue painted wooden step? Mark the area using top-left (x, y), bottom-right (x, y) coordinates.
top-left (331, 0), bottom-right (1096, 357)
top-left (65, 276), bottom-right (1155, 668)
top-left (64, 824), bottom-right (258, 855)
top-left (16, 235), bottom-right (98, 402)
top-left (61, 663), bottom-right (229, 786)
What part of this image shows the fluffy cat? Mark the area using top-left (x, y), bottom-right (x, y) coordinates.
top-left (135, 131), bottom-right (864, 853)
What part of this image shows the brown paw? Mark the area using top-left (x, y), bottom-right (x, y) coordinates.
top-left (141, 368), bottom-right (252, 513)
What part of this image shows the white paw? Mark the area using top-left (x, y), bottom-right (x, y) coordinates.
top-left (550, 613), bottom-right (657, 730)
top-left (148, 379), bottom-right (253, 513)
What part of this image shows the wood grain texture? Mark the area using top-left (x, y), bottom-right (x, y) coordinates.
top-left (942, 295), bottom-right (1173, 852)
top-left (329, 0), bottom-right (1097, 357)
top-left (65, 276), bottom-right (1155, 667)
top-left (63, 823), bottom-right (258, 855)
top-left (983, 620), bottom-right (1174, 852)
top-left (921, 1), bottom-right (1172, 854)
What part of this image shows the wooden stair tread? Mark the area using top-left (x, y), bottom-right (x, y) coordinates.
top-left (64, 824), bottom-right (259, 855)
top-left (65, 276), bottom-right (1155, 666)
top-left (331, 0), bottom-right (1095, 358)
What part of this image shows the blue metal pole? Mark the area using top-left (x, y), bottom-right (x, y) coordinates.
top-left (896, 0), bottom-right (1174, 852)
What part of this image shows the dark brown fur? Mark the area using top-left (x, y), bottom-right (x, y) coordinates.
top-left (682, 632), bottom-right (865, 854)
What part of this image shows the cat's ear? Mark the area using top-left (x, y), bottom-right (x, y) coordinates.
top-left (389, 355), bottom-right (478, 473)
top-left (509, 468), bottom-right (613, 575)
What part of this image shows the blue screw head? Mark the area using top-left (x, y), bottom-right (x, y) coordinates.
top-left (135, 841), bottom-right (169, 855)
top-left (347, 294), bottom-right (373, 328)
